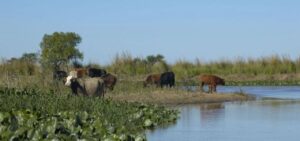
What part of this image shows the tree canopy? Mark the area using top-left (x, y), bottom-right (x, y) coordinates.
top-left (146, 54), bottom-right (164, 65)
top-left (40, 32), bottom-right (83, 71)
top-left (20, 53), bottom-right (38, 64)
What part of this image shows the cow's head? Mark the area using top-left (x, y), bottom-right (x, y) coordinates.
top-left (65, 75), bottom-right (76, 86)
top-left (64, 70), bottom-right (80, 86)
top-left (219, 78), bottom-right (225, 85)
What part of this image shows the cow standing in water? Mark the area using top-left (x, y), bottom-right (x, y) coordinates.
top-left (143, 74), bottom-right (161, 87)
top-left (160, 71), bottom-right (175, 88)
top-left (199, 74), bottom-right (225, 93)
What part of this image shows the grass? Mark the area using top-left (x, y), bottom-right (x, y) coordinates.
top-left (2, 54), bottom-right (300, 86)
top-left (0, 52), bottom-right (300, 81)
top-left (110, 88), bottom-right (255, 105)
top-left (171, 55), bottom-right (300, 81)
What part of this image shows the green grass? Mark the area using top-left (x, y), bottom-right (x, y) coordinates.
top-left (172, 55), bottom-right (300, 81)
top-left (0, 87), bottom-right (179, 140)
top-left (2, 54), bottom-right (300, 85)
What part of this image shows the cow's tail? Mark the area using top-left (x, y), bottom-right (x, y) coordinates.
top-left (98, 80), bottom-right (105, 98)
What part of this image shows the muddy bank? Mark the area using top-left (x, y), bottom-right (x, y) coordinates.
top-left (109, 90), bottom-right (255, 105)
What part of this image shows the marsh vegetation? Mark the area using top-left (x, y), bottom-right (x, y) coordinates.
top-left (0, 87), bottom-right (178, 140)
top-left (1, 32), bottom-right (300, 140)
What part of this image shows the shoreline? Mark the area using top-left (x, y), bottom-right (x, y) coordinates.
top-left (109, 90), bottom-right (256, 105)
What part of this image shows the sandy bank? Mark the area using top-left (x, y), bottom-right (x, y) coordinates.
top-left (109, 90), bottom-right (255, 105)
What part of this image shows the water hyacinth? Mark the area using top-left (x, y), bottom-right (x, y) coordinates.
top-left (0, 109), bottom-right (177, 140)
top-left (0, 87), bottom-right (179, 140)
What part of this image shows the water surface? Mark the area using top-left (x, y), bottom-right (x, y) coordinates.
top-left (147, 86), bottom-right (300, 141)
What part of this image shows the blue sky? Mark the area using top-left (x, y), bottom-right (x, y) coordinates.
top-left (1, 0), bottom-right (300, 64)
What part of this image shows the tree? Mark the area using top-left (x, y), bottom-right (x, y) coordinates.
top-left (146, 54), bottom-right (165, 65)
top-left (40, 32), bottom-right (83, 71)
top-left (20, 52), bottom-right (38, 64)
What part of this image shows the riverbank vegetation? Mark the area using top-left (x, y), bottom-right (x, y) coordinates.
top-left (0, 87), bottom-right (178, 140)
top-left (2, 32), bottom-right (300, 86)
top-left (2, 52), bottom-right (300, 87)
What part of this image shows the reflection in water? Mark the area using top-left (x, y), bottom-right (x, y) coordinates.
top-left (199, 103), bottom-right (224, 127)
top-left (147, 103), bottom-right (226, 141)
top-left (147, 87), bottom-right (300, 141)
top-left (147, 100), bottom-right (300, 141)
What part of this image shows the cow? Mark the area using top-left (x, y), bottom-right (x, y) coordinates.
top-left (53, 70), bottom-right (68, 81)
top-left (199, 74), bottom-right (225, 93)
top-left (65, 75), bottom-right (105, 97)
top-left (69, 68), bottom-right (107, 78)
top-left (160, 71), bottom-right (175, 88)
top-left (87, 68), bottom-right (107, 77)
top-left (69, 68), bottom-right (88, 78)
top-left (143, 74), bottom-right (161, 87)
top-left (102, 73), bottom-right (117, 91)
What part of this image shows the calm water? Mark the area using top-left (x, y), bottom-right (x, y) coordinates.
top-left (147, 86), bottom-right (300, 141)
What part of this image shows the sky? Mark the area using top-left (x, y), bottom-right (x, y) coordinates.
top-left (1, 0), bottom-right (300, 64)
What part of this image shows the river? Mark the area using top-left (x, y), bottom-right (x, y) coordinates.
top-left (146, 86), bottom-right (300, 141)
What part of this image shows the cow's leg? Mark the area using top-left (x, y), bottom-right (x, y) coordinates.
top-left (200, 82), bottom-right (204, 92)
top-left (110, 85), bottom-right (114, 91)
top-left (209, 84), bottom-right (213, 93)
top-left (155, 83), bottom-right (159, 88)
top-left (98, 81), bottom-right (105, 98)
top-left (71, 82), bottom-right (79, 96)
top-left (102, 86), bottom-right (105, 98)
top-left (143, 82), bottom-right (147, 87)
top-left (213, 84), bottom-right (217, 93)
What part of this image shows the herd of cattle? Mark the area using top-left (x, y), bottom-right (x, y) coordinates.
top-left (53, 68), bottom-right (225, 97)
top-left (53, 68), bottom-right (117, 97)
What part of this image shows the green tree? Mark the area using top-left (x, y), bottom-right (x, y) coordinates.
top-left (20, 52), bottom-right (38, 64)
top-left (146, 54), bottom-right (164, 65)
top-left (40, 32), bottom-right (83, 71)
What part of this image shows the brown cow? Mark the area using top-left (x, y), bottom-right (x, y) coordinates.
top-left (143, 74), bottom-right (161, 87)
top-left (102, 73), bottom-right (117, 91)
top-left (69, 68), bottom-right (88, 78)
top-left (199, 74), bottom-right (225, 93)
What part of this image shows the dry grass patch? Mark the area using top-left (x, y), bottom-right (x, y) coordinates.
top-left (109, 89), bottom-right (255, 105)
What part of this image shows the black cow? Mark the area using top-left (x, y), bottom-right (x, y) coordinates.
top-left (87, 68), bottom-right (107, 77)
top-left (53, 70), bottom-right (68, 80)
top-left (160, 71), bottom-right (175, 88)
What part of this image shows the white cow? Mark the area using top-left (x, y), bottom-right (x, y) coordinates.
top-left (65, 75), bottom-right (105, 97)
